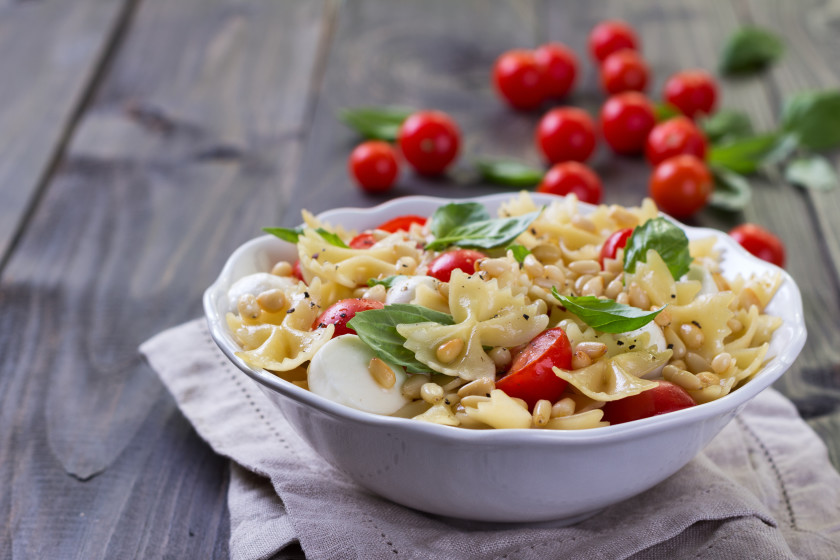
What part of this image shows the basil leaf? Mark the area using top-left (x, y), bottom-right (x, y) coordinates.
top-left (719, 26), bottom-right (784, 75)
top-left (785, 155), bottom-right (839, 191)
top-left (315, 228), bottom-right (348, 248)
top-left (552, 291), bottom-right (665, 334)
top-left (476, 159), bottom-right (543, 187)
top-left (348, 304), bottom-right (455, 374)
top-left (780, 90), bottom-right (840, 151)
top-left (429, 202), bottom-right (491, 240)
top-left (367, 276), bottom-right (401, 289)
top-left (263, 226), bottom-right (304, 243)
top-left (426, 210), bottom-right (542, 251)
top-left (709, 166), bottom-right (752, 211)
top-left (653, 102), bottom-right (681, 123)
top-left (700, 110), bottom-right (754, 145)
top-left (708, 132), bottom-right (781, 174)
top-left (337, 106), bottom-right (414, 141)
top-left (506, 244), bottom-right (531, 263)
top-left (624, 218), bottom-right (691, 280)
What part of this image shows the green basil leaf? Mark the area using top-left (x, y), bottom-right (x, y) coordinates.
top-left (263, 226), bottom-right (304, 243)
top-left (780, 90), bottom-right (840, 150)
top-left (367, 276), bottom-right (401, 289)
top-left (426, 210), bottom-right (542, 251)
top-left (653, 102), bottom-right (681, 122)
top-left (348, 304), bottom-right (455, 374)
top-left (552, 291), bottom-right (665, 334)
top-left (476, 159), bottom-right (543, 187)
top-left (337, 106), bottom-right (414, 141)
top-left (429, 202), bottom-right (491, 240)
top-left (700, 110), bottom-right (754, 145)
top-left (708, 132), bottom-right (781, 174)
top-left (719, 26), bottom-right (784, 75)
top-left (506, 244), bottom-right (531, 263)
top-left (624, 218), bottom-right (691, 280)
top-left (315, 228), bottom-right (348, 248)
top-left (785, 155), bottom-right (839, 191)
top-left (709, 166), bottom-right (752, 211)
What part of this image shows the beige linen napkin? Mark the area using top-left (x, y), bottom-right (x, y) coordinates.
top-left (141, 319), bottom-right (840, 560)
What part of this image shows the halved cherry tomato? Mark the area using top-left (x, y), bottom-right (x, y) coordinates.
top-left (349, 232), bottom-right (377, 249)
top-left (496, 327), bottom-right (572, 409)
top-left (376, 215), bottom-right (427, 233)
top-left (601, 381), bottom-right (696, 424)
top-left (426, 249), bottom-right (485, 282)
top-left (729, 223), bottom-right (786, 268)
top-left (645, 116), bottom-right (707, 166)
top-left (312, 298), bottom-right (385, 338)
top-left (292, 260), bottom-right (305, 282)
top-left (599, 228), bottom-right (633, 268)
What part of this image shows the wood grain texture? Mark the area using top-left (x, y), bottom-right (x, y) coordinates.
top-left (0, 0), bottom-right (133, 265)
top-left (0, 0), bottom-right (328, 556)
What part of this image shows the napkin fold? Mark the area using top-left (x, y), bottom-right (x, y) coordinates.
top-left (141, 319), bottom-right (840, 560)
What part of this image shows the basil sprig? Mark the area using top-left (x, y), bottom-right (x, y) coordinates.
top-left (506, 244), bottom-right (531, 263)
top-left (348, 304), bottom-right (454, 373)
top-left (700, 109), bottom-right (754, 145)
top-left (337, 106), bottom-right (414, 141)
top-left (784, 155), bottom-right (839, 191)
top-left (623, 218), bottom-right (691, 281)
top-left (719, 26), bottom-right (784, 76)
top-left (553, 291), bottom-right (665, 334)
top-left (780, 90), bottom-right (840, 151)
top-left (476, 158), bottom-right (543, 187)
top-left (425, 202), bottom-right (541, 251)
top-left (709, 166), bottom-right (752, 212)
top-left (264, 226), bottom-right (348, 248)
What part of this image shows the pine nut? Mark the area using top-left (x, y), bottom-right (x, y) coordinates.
top-left (238, 294), bottom-right (260, 319)
top-left (395, 256), bottom-right (417, 274)
top-left (457, 378), bottom-right (495, 398)
top-left (460, 395), bottom-right (491, 408)
top-left (544, 265), bottom-right (566, 284)
top-left (603, 258), bottom-right (624, 275)
top-left (271, 261), bottom-right (294, 277)
top-left (574, 274), bottom-right (594, 293)
top-left (628, 282), bottom-right (650, 309)
top-left (532, 244), bottom-right (562, 264)
top-left (436, 338), bottom-right (464, 364)
top-left (571, 214), bottom-right (597, 233)
top-left (581, 275), bottom-right (604, 297)
top-left (569, 260), bottom-right (601, 275)
top-left (605, 277), bottom-right (624, 299)
top-left (696, 371), bottom-right (720, 388)
top-left (616, 291), bottom-right (630, 305)
top-left (256, 289), bottom-right (286, 312)
top-left (664, 327), bottom-right (687, 359)
top-left (663, 365), bottom-right (702, 390)
top-left (609, 207), bottom-right (637, 228)
top-left (670, 359), bottom-right (687, 370)
top-left (532, 399), bottom-right (552, 427)
top-left (401, 374), bottom-right (429, 400)
top-left (572, 350), bottom-right (592, 369)
top-left (680, 323), bottom-right (705, 350)
top-left (488, 347), bottom-right (511, 371)
top-left (523, 254), bottom-right (544, 277)
top-left (685, 352), bottom-right (712, 374)
top-left (420, 382), bottom-right (445, 404)
top-left (361, 283), bottom-right (387, 302)
top-left (441, 376), bottom-right (466, 392)
top-left (369, 358), bottom-right (396, 389)
top-left (478, 258), bottom-right (509, 277)
top-left (551, 397), bottom-right (576, 418)
top-left (577, 342), bottom-right (608, 360)
top-left (712, 352), bottom-right (734, 375)
top-left (654, 308), bottom-right (672, 327)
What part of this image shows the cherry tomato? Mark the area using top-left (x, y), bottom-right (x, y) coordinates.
top-left (376, 214), bottom-right (427, 233)
top-left (729, 223), bottom-right (786, 268)
top-left (534, 42), bottom-right (578, 99)
top-left (600, 49), bottom-right (649, 95)
top-left (426, 249), bottom-right (486, 283)
top-left (313, 298), bottom-right (385, 338)
top-left (602, 381), bottom-right (696, 425)
top-left (397, 110), bottom-right (460, 175)
top-left (535, 107), bottom-right (597, 164)
top-left (599, 228), bottom-right (633, 268)
top-left (649, 154), bottom-right (712, 218)
top-left (292, 260), bottom-right (305, 282)
top-left (493, 49), bottom-right (546, 110)
top-left (645, 116), bottom-right (707, 166)
top-left (589, 20), bottom-right (639, 62)
top-left (349, 232), bottom-right (377, 249)
top-left (496, 327), bottom-right (572, 409)
top-left (537, 161), bottom-right (603, 204)
top-left (600, 92), bottom-right (656, 155)
top-left (348, 140), bottom-right (399, 192)
top-left (663, 70), bottom-right (718, 119)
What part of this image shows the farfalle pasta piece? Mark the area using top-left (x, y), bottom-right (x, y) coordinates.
top-left (553, 350), bottom-right (670, 401)
top-left (461, 389), bottom-right (532, 429)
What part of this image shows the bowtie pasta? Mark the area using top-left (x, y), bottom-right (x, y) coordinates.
top-left (226, 193), bottom-right (783, 430)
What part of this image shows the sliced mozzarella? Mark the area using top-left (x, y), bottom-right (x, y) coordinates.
top-left (385, 275), bottom-right (440, 305)
top-left (307, 335), bottom-right (410, 414)
top-left (227, 273), bottom-right (297, 311)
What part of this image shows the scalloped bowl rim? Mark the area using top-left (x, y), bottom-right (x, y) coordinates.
top-left (203, 193), bottom-right (807, 446)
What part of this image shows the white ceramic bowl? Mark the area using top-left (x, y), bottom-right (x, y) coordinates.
top-left (204, 193), bottom-right (806, 523)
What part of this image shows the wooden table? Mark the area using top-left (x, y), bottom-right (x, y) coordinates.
top-left (2, 0), bottom-right (839, 557)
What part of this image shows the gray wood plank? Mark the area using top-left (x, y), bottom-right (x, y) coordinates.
top-left (0, 0), bottom-right (329, 556)
top-left (0, 0), bottom-right (132, 265)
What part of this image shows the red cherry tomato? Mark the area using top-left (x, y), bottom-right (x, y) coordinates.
top-left (649, 155), bottom-right (712, 218)
top-left (349, 232), bottom-right (377, 249)
top-left (599, 228), bottom-right (633, 268)
top-left (600, 49), bottom-right (649, 95)
top-left (348, 140), bottom-right (399, 192)
top-left (535, 107), bottom-right (597, 164)
top-left (663, 70), bottom-right (718, 119)
top-left (493, 49), bottom-right (546, 110)
top-left (602, 381), bottom-right (696, 425)
top-left (589, 20), bottom-right (639, 62)
top-left (729, 223), bottom-right (786, 268)
top-left (397, 110), bottom-right (460, 175)
top-left (537, 161), bottom-right (603, 204)
top-left (534, 42), bottom-right (578, 99)
top-left (313, 298), bottom-right (385, 338)
top-left (496, 327), bottom-right (572, 409)
top-left (600, 92), bottom-right (656, 155)
top-left (426, 249), bottom-right (485, 283)
top-left (376, 214), bottom-right (427, 233)
top-left (292, 260), bottom-right (305, 282)
top-left (645, 116), bottom-right (708, 166)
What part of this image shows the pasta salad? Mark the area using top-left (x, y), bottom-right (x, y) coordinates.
top-left (225, 193), bottom-right (782, 430)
